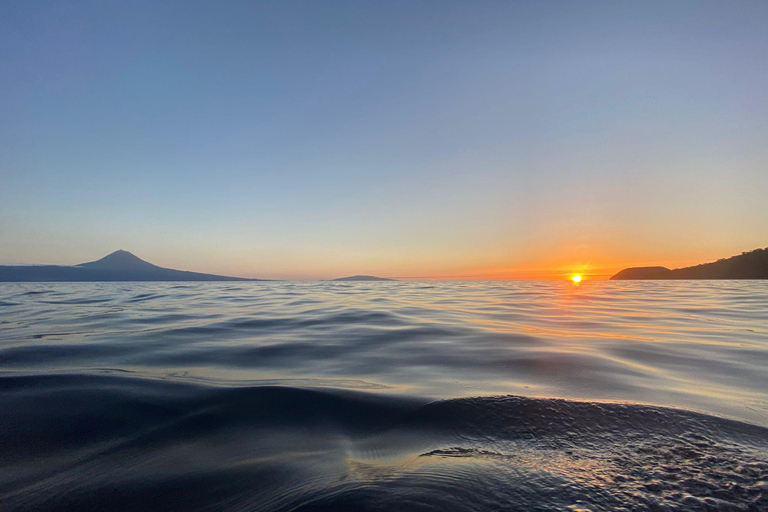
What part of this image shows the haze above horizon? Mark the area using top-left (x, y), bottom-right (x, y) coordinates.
top-left (2, 1), bottom-right (766, 280)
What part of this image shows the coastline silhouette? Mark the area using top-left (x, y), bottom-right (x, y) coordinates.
top-left (0, 250), bottom-right (260, 282)
top-left (611, 247), bottom-right (768, 280)
top-left (332, 275), bottom-right (395, 281)
top-left (4, 247), bottom-right (767, 282)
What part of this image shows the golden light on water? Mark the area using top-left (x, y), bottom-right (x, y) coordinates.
top-left (572, 274), bottom-right (582, 283)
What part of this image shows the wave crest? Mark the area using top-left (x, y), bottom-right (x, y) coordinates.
top-left (1, 375), bottom-right (766, 511)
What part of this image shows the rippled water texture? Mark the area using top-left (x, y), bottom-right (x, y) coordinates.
top-left (1, 281), bottom-right (767, 511)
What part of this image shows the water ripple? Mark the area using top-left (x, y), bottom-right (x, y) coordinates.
top-left (1, 281), bottom-right (767, 511)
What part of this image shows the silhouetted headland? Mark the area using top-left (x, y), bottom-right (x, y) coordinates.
top-left (611, 247), bottom-right (768, 280)
top-left (332, 275), bottom-right (395, 281)
top-left (0, 250), bottom-right (260, 282)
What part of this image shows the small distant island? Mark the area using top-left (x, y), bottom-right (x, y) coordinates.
top-left (332, 275), bottom-right (395, 282)
top-left (0, 250), bottom-right (261, 282)
top-left (611, 247), bottom-right (768, 280)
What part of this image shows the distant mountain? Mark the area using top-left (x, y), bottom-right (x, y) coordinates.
top-left (332, 275), bottom-right (395, 282)
top-left (78, 250), bottom-right (160, 271)
top-left (610, 266), bottom-right (674, 280)
top-left (611, 248), bottom-right (768, 280)
top-left (0, 250), bottom-right (260, 282)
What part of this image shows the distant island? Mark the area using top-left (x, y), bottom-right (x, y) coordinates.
top-left (0, 250), bottom-right (260, 282)
top-left (611, 247), bottom-right (768, 280)
top-left (332, 275), bottom-right (395, 282)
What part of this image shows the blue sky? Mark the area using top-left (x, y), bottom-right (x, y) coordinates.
top-left (1, 1), bottom-right (766, 279)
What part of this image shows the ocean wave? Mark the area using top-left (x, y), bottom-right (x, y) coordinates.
top-left (2, 281), bottom-right (768, 510)
top-left (1, 374), bottom-right (766, 511)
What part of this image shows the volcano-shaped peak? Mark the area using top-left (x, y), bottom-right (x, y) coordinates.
top-left (77, 250), bottom-right (159, 270)
top-left (1, 250), bottom-right (259, 281)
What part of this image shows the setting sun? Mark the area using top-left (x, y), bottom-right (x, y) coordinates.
top-left (572, 274), bottom-right (582, 283)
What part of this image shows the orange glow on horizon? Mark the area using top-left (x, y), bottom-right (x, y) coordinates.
top-left (415, 260), bottom-right (616, 281)
top-left (114, 244), bottom-right (760, 281)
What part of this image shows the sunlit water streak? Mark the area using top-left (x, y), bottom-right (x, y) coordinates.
top-left (1, 281), bottom-right (767, 511)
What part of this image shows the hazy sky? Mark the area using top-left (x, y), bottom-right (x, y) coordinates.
top-left (1, 1), bottom-right (766, 279)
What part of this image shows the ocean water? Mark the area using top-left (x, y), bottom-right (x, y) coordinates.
top-left (1, 281), bottom-right (767, 511)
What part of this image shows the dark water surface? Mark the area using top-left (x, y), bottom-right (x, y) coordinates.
top-left (1, 281), bottom-right (767, 511)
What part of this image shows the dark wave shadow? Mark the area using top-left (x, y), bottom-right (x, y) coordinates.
top-left (1, 374), bottom-right (767, 512)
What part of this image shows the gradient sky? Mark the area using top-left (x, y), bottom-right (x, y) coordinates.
top-left (1, 1), bottom-right (766, 279)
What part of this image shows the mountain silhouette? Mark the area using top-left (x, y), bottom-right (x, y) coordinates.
top-left (0, 250), bottom-right (260, 282)
top-left (611, 247), bottom-right (768, 280)
top-left (78, 249), bottom-right (160, 270)
top-left (332, 275), bottom-right (395, 281)
top-left (610, 266), bottom-right (673, 280)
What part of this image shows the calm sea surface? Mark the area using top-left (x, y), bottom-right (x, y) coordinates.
top-left (1, 281), bottom-right (767, 511)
